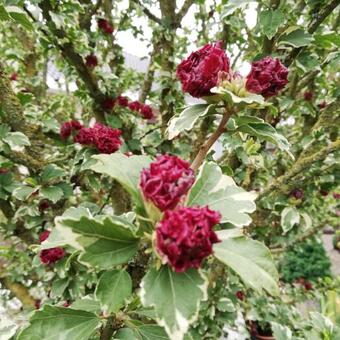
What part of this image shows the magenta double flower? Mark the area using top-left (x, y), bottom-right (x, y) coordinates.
top-left (140, 154), bottom-right (220, 272)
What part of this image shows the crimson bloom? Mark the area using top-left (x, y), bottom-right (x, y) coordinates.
top-left (35, 299), bottom-right (41, 309)
top-left (39, 230), bottom-right (65, 265)
top-left (320, 190), bottom-right (328, 197)
top-left (128, 100), bottom-right (142, 112)
top-left (85, 54), bottom-right (98, 68)
top-left (102, 97), bottom-right (116, 110)
top-left (97, 18), bottom-right (114, 34)
top-left (304, 91), bottom-right (313, 101)
top-left (93, 123), bottom-right (122, 154)
top-left (74, 123), bottom-right (122, 154)
top-left (318, 101), bottom-right (327, 109)
top-left (304, 281), bottom-right (313, 290)
top-left (156, 206), bottom-right (221, 272)
top-left (236, 291), bottom-right (245, 301)
top-left (117, 95), bottom-right (129, 107)
top-left (74, 127), bottom-right (95, 145)
top-left (140, 104), bottom-right (154, 119)
top-left (290, 188), bottom-right (303, 200)
top-left (246, 56), bottom-right (288, 98)
top-left (176, 41), bottom-right (230, 98)
top-left (60, 120), bottom-right (83, 140)
top-left (140, 154), bottom-right (195, 211)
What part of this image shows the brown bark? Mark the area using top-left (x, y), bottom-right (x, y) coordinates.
top-left (0, 61), bottom-right (46, 172)
top-left (191, 110), bottom-right (233, 172)
top-left (36, 0), bottom-right (107, 122)
top-left (285, 0), bottom-right (340, 66)
top-left (0, 277), bottom-right (35, 308)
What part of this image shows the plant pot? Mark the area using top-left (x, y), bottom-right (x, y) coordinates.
top-left (247, 321), bottom-right (274, 340)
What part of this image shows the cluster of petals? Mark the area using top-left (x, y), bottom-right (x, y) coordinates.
top-left (102, 97), bottom-right (116, 110)
top-left (290, 188), bottom-right (304, 200)
top-left (39, 230), bottom-right (65, 265)
top-left (318, 101), bottom-right (327, 109)
top-left (176, 41), bottom-right (230, 98)
top-left (60, 120), bottom-right (83, 140)
top-left (245, 56), bottom-right (288, 98)
top-left (85, 54), bottom-right (98, 68)
top-left (303, 91), bottom-right (313, 101)
top-left (97, 18), bottom-right (114, 34)
top-left (177, 42), bottom-right (288, 99)
top-left (140, 154), bottom-right (195, 211)
top-left (74, 122), bottom-right (122, 154)
top-left (102, 95), bottom-right (154, 119)
top-left (156, 206), bottom-right (221, 272)
top-left (127, 100), bottom-right (154, 119)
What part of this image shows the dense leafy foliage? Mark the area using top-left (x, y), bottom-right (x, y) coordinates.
top-left (0, 0), bottom-right (339, 339)
top-left (280, 240), bottom-right (332, 283)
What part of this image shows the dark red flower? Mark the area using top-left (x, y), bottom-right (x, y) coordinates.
top-left (38, 200), bottom-right (50, 212)
top-left (94, 123), bottom-right (122, 154)
top-left (0, 168), bottom-right (9, 174)
top-left (39, 230), bottom-right (65, 264)
top-left (102, 97), bottom-right (116, 111)
top-left (140, 154), bottom-right (195, 211)
top-left (246, 56), bottom-right (288, 98)
top-left (97, 18), bottom-right (114, 34)
top-left (318, 101), bottom-right (327, 109)
top-left (320, 190), bottom-right (328, 197)
top-left (74, 127), bottom-right (95, 145)
top-left (128, 100), bottom-right (142, 112)
top-left (63, 301), bottom-right (70, 307)
top-left (60, 122), bottom-right (72, 140)
top-left (236, 291), bottom-right (245, 301)
top-left (304, 281), bottom-right (313, 290)
top-left (74, 123), bottom-right (122, 154)
top-left (39, 230), bottom-right (50, 243)
top-left (156, 206), bottom-right (221, 272)
top-left (60, 120), bottom-right (83, 140)
top-left (40, 248), bottom-right (65, 264)
top-left (304, 91), bottom-right (313, 101)
top-left (117, 95), bottom-right (129, 107)
top-left (71, 121), bottom-right (83, 130)
top-left (290, 189), bottom-right (303, 200)
top-left (85, 54), bottom-right (98, 68)
top-left (35, 299), bottom-right (41, 309)
top-left (333, 192), bottom-right (340, 200)
top-left (176, 41), bottom-right (230, 98)
top-left (140, 104), bottom-right (154, 119)
top-left (10, 73), bottom-right (18, 81)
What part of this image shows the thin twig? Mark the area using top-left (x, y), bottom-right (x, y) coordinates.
top-left (285, 0), bottom-right (340, 66)
top-left (191, 110), bottom-right (233, 172)
top-left (175, 0), bottom-right (196, 26)
top-left (131, 0), bottom-right (162, 24)
top-left (270, 222), bottom-right (325, 254)
top-left (140, 124), bottom-right (167, 140)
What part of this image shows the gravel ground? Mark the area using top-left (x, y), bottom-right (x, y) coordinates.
top-left (322, 234), bottom-right (340, 276)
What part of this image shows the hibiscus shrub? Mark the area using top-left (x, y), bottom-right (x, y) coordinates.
top-left (0, 1), bottom-right (339, 340)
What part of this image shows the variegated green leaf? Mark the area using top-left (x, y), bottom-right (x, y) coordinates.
top-left (140, 266), bottom-right (207, 340)
top-left (91, 154), bottom-right (151, 207)
top-left (213, 231), bottom-right (279, 295)
top-left (187, 162), bottom-right (256, 227)
top-left (167, 104), bottom-right (216, 140)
